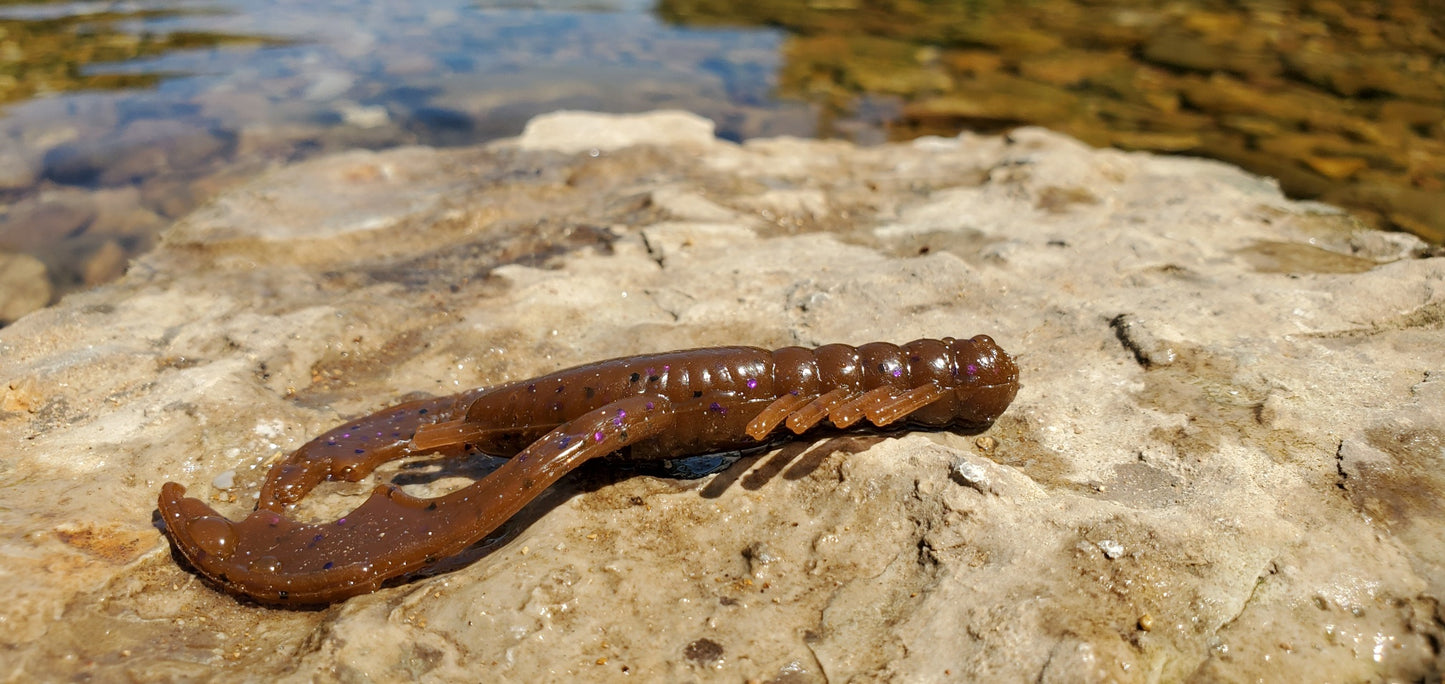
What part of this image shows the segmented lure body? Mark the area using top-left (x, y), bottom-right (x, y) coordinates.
top-left (159, 336), bottom-right (1018, 604)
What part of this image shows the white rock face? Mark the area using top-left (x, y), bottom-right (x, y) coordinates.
top-left (514, 109), bottom-right (718, 153)
top-left (1, 112), bottom-right (1441, 681)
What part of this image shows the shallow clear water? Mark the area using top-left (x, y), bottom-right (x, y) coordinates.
top-left (0, 0), bottom-right (1440, 318)
top-left (0, 0), bottom-right (886, 305)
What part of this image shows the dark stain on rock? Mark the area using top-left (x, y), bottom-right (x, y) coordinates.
top-left (683, 638), bottom-right (724, 666)
top-left (864, 227), bottom-right (1000, 263)
top-left (986, 411), bottom-right (1088, 494)
top-left (367, 220), bottom-right (620, 290)
top-left (1135, 344), bottom-right (1324, 467)
top-left (302, 328), bottom-right (431, 399)
top-left (1035, 185), bottom-right (1099, 213)
top-left (1121, 262), bottom-right (1208, 289)
top-left (54, 523), bottom-right (150, 564)
top-left (1136, 346), bottom-right (1260, 457)
top-left (1053, 516), bottom-right (1201, 650)
top-left (1110, 313), bottom-right (1177, 369)
top-left (1304, 300), bottom-right (1445, 341)
top-left (1103, 461), bottom-right (1183, 509)
top-left (1343, 424), bottom-right (1445, 533)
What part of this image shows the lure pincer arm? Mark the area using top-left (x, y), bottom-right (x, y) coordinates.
top-left (158, 394), bottom-right (673, 604)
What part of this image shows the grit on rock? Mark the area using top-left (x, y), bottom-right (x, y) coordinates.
top-left (0, 111), bottom-right (1440, 681)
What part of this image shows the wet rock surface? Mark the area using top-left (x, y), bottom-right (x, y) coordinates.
top-left (0, 111), bottom-right (1441, 681)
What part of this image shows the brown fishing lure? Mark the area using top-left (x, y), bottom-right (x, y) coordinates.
top-left (158, 336), bottom-right (1019, 604)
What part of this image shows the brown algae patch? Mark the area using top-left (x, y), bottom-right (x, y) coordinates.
top-left (1134, 345), bottom-right (1328, 467)
top-left (1232, 240), bottom-right (1379, 275)
top-left (1346, 424), bottom-right (1445, 534)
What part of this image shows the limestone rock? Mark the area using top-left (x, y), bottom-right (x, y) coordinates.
top-left (515, 109), bottom-right (717, 153)
top-left (0, 113), bottom-right (1440, 681)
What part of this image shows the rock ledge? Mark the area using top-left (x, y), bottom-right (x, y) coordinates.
top-left (0, 111), bottom-right (1440, 681)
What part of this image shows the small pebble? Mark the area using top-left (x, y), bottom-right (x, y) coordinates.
top-left (212, 469), bottom-right (236, 490)
top-left (949, 458), bottom-right (990, 492)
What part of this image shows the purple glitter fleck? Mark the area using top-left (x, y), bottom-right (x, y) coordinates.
top-left (593, 431), bottom-right (605, 442)
top-left (613, 408), bottom-right (627, 426)
top-left (891, 367), bottom-right (903, 378)
top-left (709, 402), bottom-right (726, 414)
top-left (336, 518), bottom-right (347, 526)
top-left (646, 401), bottom-right (655, 410)
top-left (323, 561), bottom-right (334, 570)
top-left (746, 378), bottom-right (758, 389)
top-left (559, 435), bottom-right (573, 449)
top-left (966, 363), bottom-right (979, 375)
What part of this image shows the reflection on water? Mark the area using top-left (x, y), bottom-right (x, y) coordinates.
top-left (665, 0), bottom-right (1444, 244)
top-left (0, 2), bottom-right (287, 105)
top-left (0, 0), bottom-right (1440, 324)
top-left (0, 0), bottom-right (810, 321)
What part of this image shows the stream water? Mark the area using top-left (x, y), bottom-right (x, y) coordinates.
top-left (0, 0), bottom-right (1439, 321)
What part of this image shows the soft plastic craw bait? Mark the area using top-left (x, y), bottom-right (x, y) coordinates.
top-left (159, 336), bottom-right (1019, 605)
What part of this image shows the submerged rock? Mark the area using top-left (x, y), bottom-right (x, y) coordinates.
top-left (0, 250), bottom-right (51, 324)
top-left (0, 111), bottom-right (1440, 681)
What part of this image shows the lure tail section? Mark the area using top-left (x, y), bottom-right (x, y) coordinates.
top-left (409, 418), bottom-right (559, 451)
top-left (159, 394), bottom-right (674, 604)
top-left (256, 392), bottom-right (480, 511)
